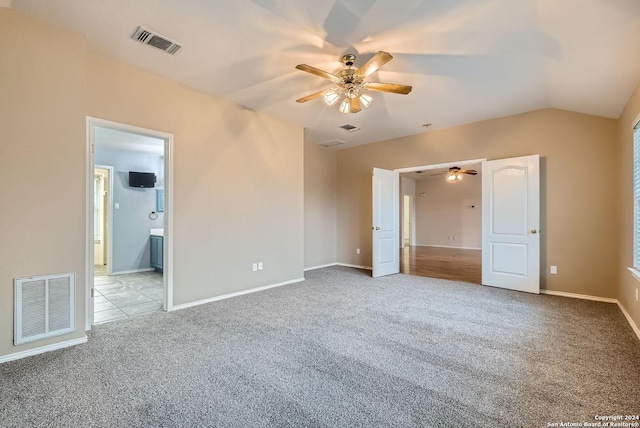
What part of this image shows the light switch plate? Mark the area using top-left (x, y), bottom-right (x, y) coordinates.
top-left (550, 265), bottom-right (557, 275)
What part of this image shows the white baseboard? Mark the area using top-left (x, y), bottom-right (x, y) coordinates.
top-left (540, 289), bottom-right (618, 303)
top-left (170, 277), bottom-right (305, 311)
top-left (0, 336), bottom-right (88, 364)
top-left (336, 263), bottom-right (372, 270)
top-left (108, 268), bottom-right (155, 275)
top-left (413, 244), bottom-right (481, 250)
top-left (540, 289), bottom-right (639, 342)
top-left (304, 263), bottom-right (337, 272)
top-left (617, 301), bottom-right (640, 342)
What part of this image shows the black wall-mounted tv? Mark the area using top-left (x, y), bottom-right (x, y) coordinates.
top-left (129, 171), bottom-right (156, 188)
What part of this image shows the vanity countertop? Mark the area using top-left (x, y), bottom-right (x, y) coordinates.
top-left (150, 228), bottom-right (164, 237)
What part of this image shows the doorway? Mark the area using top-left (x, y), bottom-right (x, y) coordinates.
top-left (398, 159), bottom-right (483, 284)
top-left (374, 156), bottom-right (541, 294)
top-left (93, 166), bottom-right (112, 276)
top-left (402, 195), bottom-right (413, 247)
top-left (86, 118), bottom-right (174, 330)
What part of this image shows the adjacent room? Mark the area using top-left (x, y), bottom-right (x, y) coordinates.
top-left (1, 1), bottom-right (640, 427)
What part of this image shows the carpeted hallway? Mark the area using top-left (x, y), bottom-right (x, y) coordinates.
top-left (1, 266), bottom-right (639, 427)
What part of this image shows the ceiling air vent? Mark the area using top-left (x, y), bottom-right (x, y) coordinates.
top-left (339, 124), bottom-right (360, 132)
top-left (131, 26), bottom-right (183, 55)
top-left (317, 139), bottom-right (346, 148)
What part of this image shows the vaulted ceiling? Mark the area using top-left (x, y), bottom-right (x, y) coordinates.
top-left (11, 0), bottom-right (640, 148)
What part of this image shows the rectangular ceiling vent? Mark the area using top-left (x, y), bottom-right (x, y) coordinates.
top-left (131, 26), bottom-right (183, 55)
top-left (339, 124), bottom-right (360, 132)
top-left (317, 139), bottom-right (346, 148)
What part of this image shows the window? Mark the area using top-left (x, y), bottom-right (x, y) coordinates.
top-left (634, 122), bottom-right (640, 269)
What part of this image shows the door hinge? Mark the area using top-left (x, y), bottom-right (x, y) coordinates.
top-left (91, 143), bottom-right (95, 154)
top-left (91, 288), bottom-right (94, 298)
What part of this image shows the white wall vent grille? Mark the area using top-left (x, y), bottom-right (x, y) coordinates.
top-left (317, 139), bottom-right (346, 148)
top-left (131, 26), bottom-right (183, 56)
top-left (15, 273), bottom-right (75, 345)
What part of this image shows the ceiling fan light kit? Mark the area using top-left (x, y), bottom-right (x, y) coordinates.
top-left (431, 166), bottom-right (478, 183)
top-left (295, 51), bottom-right (412, 114)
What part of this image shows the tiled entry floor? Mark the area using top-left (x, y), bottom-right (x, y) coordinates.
top-left (93, 269), bottom-right (164, 324)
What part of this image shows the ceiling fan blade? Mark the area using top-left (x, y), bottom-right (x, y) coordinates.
top-left (349, 97), bottom-right (361, 113)
top-left (365, 82), bottom-right (412, 95)
top-left (295, 64), bottom-right (341, 83)
top-left (354, 51), bottom-right (393, 79)
top-left (296, 90), bottom-right (329, 104)
top-left (430, 172), bottom-right (447, 176)
top-left (460, 169), bottom-right (478, 175)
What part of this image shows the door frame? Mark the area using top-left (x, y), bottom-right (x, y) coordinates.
top-left (94, 165), bottom-right (114, 275)
top-left (85, 117), bottom-right (174, 330)
top-left (402, 194), bottom-right (414, 248)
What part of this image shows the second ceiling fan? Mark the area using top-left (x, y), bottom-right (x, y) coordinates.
top-left (295, 51), bottom-right (412, 114)
top-left (431, 166), bottom-right (478, 182)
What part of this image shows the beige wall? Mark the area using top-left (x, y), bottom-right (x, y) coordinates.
top-left (617, 81), bottom-right (640, 331)
top-left (304, 142), bottom-right (337, 269)
top-left (337, 109), bottom-right (618, 297)
top-left (88, 54), bottom-right (304, 306)
top-left (414, 176), bottom-right (481, 249)
top-left (0, 8), bottom-right (87, 356)
top-left (0, 8), bottom-right (304, 358)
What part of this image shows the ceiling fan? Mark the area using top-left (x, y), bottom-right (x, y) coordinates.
top-left (430, 166), bottom-right (478, 182)
top-left (295, 51), bottom-right (412, 114)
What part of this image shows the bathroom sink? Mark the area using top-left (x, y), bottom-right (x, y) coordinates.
top-left (150, 228), bottom-right (164, 237)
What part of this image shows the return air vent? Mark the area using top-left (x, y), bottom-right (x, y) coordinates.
top-left (14, 273), bottom-right (76, 345)
top-left (317, 139), bottom-right (346, 148)
top-left (131, 26), bottom-right (183, 55)
top-left (339, 124), bottom-right (360, 132)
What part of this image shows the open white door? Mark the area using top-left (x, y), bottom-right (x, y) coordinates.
top-left (372, 167), bottom-right (400, 278)
top-left (482, 155), bottom-right (540, 293)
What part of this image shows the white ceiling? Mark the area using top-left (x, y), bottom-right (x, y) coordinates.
top-left (95, 126), bottom-right (164, 155)
top-left (12, 0), bottom-right (640, 149)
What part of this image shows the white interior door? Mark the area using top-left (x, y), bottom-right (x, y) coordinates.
top-left (482, 155), bottom-right (540, 293)
top-left (372, 167), bottom-right (400, 277)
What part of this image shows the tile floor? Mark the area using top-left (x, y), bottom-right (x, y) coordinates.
top-left (93, 266), bottom-right (164, 324)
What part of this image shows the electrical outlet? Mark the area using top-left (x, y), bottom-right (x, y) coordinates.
top-left (252, 263), bottom-right (258, 272)
top-left (550, 266), bottom-right (557, 275)
top-left (258, 262), bottom-right (263, 270)
top-left (356, 248), bottom-right (360, 255)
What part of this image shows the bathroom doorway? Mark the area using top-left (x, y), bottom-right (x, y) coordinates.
top-left (86, 117), bottom-right (173, 329)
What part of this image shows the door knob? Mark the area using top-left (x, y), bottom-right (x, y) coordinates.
top-left (375, 226), bottom-right (380, 230)
top-left (530, 229), bottom-right (537, 234)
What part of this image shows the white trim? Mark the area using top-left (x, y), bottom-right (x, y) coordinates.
top-left (170, 278), bottom-right (305, 311)
top-left (632, 111), bottom-right (640, 129)
top-left (95, 164), bottom-right (114, 275)
top-left (412, 244), bottom-right (482, 250)
top-left (304, 263), bottom-right (337, 272)
top-left (627, 267), bottom-right (640, 282)
top-left (336, 263), bottom-right (373, 270)
top-left (394, 158), bottom-right (487, 174)
top-left (540, 290), bottom-right (639, 342)
top-left (108, 268), bottom-right (155, 275)
top-left (0, 336), bottom-right (87, 364)
top-left (617, 301), bottom-right (640, 342)
top-left (85, 121), bottom-right (94, 330)
top-left (539, 289), bottom-right (618, 303)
